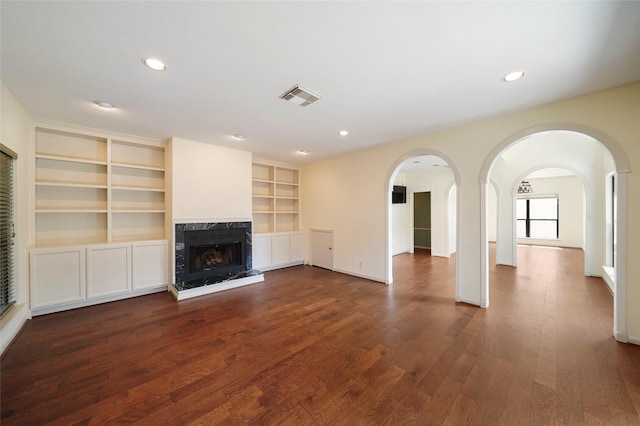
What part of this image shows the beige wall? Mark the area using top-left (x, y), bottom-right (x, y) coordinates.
top-left (168, 137), bottom-right (252, 223)
top-left (1, 83), bottom-right (31, 353)
top-left (300, 82), bottom-right (640, 342)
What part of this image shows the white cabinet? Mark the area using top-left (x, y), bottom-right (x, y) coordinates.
top-left (30, 123), bottom-right (169, 315)
top-left (87, 244), bottom-right (131, 298)
top-left (252, 234), bottom-right (272, 270)
top-left (30, 247), bottom-right (86, 309)
top-left (271, 233), bottom-right (291, 266)
top-left (132, 241), bottom-right (169, 290)
top-left (251, 161), bottom-right (304, 271)
top-left (29, 240), bottom-right (168, 315)
top-left (252, 232), bottom-right (305, 271)
top-left (289, 231), bottom-right (305, 262)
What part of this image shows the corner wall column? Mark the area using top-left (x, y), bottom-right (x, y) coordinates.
top-left (614, 171), bottom-right (628, 342)
top-left (480, 182), bottom-right (489, 308)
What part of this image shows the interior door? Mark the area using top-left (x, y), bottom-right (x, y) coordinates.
top-left (311, 229), bottom-right (333, 270)
top-left (414, 192), bottom-right (431, 250)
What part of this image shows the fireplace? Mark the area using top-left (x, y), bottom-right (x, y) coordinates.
top-left (185, 227), bottom-right (246, 281)
top-left (191, 242), bottom-right (241, 273)
top-left (174, 222), bottom-right (260, 291)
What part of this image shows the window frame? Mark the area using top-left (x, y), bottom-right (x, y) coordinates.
top-left (1, 143), bottom-right (18, 318)
top-left (516, 196), bottom-right (559, 239)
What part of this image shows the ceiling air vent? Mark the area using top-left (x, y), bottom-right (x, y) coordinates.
top-left (279, 84), bottom-right (321, 107)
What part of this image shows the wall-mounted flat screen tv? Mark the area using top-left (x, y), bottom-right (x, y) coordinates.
top-left (392, 185), bottom-right (406, 204)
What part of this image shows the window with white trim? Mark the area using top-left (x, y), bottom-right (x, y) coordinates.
top-left (1, 143), bottom-right (17, 317)
top-left (516, 197), bottom-right (559, 239)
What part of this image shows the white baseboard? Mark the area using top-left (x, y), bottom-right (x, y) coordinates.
top-left (455, 296), bottom-right (482, 307)
top-left (333, 267), bottom-right (386, 284)
top-left (258, 260), bottom-right (304, 272)
top-left (615, 331), bottom-right (629, 343)
top-left (628, 335), bottom-right (640, 346)
top-left (431, 252), bottom-right (450, 258)
top-left (31, 286), bottom-right (167, 316)
top-left (1, 303), bottom-right (29, 355)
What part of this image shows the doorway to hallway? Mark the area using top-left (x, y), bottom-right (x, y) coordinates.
top-left (413, 191), bottom-right (431, 253)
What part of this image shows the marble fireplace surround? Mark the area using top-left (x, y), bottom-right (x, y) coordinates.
top-left (170, 221), bottom-right (264, 301)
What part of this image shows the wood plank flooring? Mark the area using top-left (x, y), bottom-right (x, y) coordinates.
top-left (2, 245), bottom-right (639, 425)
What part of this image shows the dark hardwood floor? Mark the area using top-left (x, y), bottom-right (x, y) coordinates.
top-left (2, 245), bottom-right (639, 425)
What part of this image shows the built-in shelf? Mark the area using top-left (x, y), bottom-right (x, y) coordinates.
top-left (252, 162), bottom-right (299, 234)
top-left (36, 209), bottom-right (108, 213)
top-left (34, 125), bottom-right (166, 247)
top-left (112, 210), bottom-right (165, 213)
top-left (35, 154), bottom-right (108, 166)
top-left (36, 181), bottom-right (108, 189)
top-left (112, 186), bottom-right (165, 192)
top-left (111, 162), bottom-right (165, 172)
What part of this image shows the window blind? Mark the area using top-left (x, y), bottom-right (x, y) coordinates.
top-left (1, 143), bottom-right (17, 317)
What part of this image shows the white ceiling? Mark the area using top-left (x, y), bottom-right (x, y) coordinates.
top-left (526, 168), bottom-right (575, 179)
top-left (398, 155), bottom-right (450, 174)
top-left (2, 1), bottom-right (639, 165)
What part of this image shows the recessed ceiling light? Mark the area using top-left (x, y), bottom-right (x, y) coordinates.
top-left (232, 134), bottom-right (246, 141)
top-left (142, 58), bottom-right (167, 71)
top-left (339, 130), bottom-right (349, 136)
top-left (504, 71), bottom-right (525, 82)
top-left (298, 150), bottom-right (309, 155)
top-left (93, 101), bottom-right (114, 110)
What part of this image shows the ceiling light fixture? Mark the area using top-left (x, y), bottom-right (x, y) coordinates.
top-left (298, 150), bottom-right (309, 155)
top-left (93, 101), bottom-right (114, 110)
top-left (232, 134), bottom-right (246, 141)
top-left (338, 130), bottom-right (349, 136)
top-left (517, 180), bottom-right (533, 194)
top-left (142, 58), bottom-right (167, 71)
top-left (504, 70), bottom-right (525, 82)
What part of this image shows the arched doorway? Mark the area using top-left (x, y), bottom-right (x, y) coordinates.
top-left (480, 125), bottom-right (631, 342)
top-left (386, 150), bottom-right (462, 296)
top-left (510, 166), bottom-right (590, 274)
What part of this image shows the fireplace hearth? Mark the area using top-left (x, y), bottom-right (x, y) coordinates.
top-left (173, 222), bottom-right (263, 298)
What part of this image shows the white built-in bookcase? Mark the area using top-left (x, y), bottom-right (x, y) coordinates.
top-left (251, 162), bottom-right (299, 234)
top-left (30, 123), bottom-right (169, 315)
top-left (34, 125), bottom-right (166, 247)
top-left (251, 162), bottom-right (305, 271)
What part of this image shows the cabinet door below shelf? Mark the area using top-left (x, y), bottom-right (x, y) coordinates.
top-left (289, 231), bottom-right (305, 263)
top-left (87, 244), bottom-right (131, 298)
top-left (271, 233), bottom-right (290, 266)
top-left (252, 234), bottom-right (272, 270)
top-left (133, 241), bottom-right (169, 290)
top-left (30, 248), bottom-right (86, 309)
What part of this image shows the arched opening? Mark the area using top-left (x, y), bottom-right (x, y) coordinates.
top-left (510, 166), bottom-right (590, 274)
top-left (480, 125), bottom-right (630, 342)
top-left (386, 150), bottom-right (461, 297)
